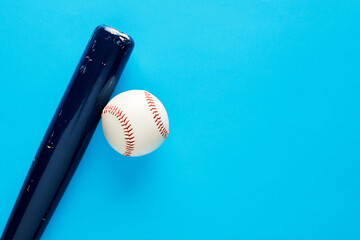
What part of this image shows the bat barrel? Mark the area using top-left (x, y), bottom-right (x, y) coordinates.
top-left (1, 25), bottom-right (134, 240)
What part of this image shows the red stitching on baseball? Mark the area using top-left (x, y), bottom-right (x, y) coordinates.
top-left (102, 104), bottom-right (135, 156)
top-left (144, 91), bottom-right (169, 139)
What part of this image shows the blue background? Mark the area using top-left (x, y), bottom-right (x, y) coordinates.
top-left (1, 1), bottom-right (360, 239)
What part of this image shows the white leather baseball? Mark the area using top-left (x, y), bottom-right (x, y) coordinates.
top-left (101, 90), bottom-right (169, 157)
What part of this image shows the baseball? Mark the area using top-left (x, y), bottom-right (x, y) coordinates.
top-left (101, 90), bottom-right (169, 157)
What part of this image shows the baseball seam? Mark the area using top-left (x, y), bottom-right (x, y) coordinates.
top-left (144, 91), bottom-right (169, 139)
top-left (102, 105), bottom-right (135, 156)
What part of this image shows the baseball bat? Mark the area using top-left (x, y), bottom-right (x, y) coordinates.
top-left (1, 25), bottom-right (134, 240)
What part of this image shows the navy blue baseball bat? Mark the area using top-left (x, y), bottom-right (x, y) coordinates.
top-left (1, 25), bottom-right (134, 240)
